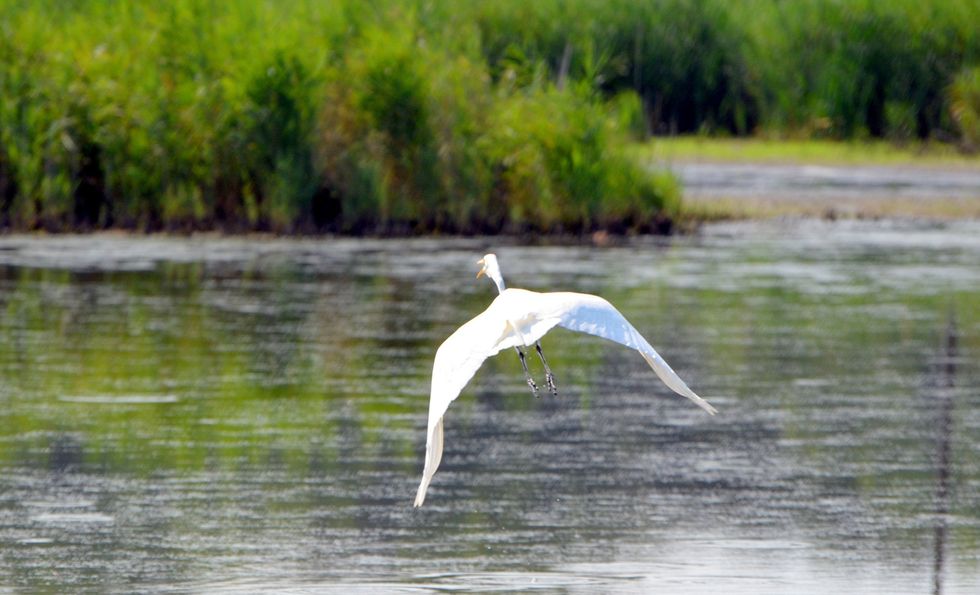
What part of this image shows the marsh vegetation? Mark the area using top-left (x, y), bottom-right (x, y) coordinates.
top-left (1, 0), bottom-right (977, 233)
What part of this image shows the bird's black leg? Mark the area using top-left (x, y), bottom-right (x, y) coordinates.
top-left (535, 342), bottom-right (558, 396)
top-left (515, 347), bottom-right (539, 398)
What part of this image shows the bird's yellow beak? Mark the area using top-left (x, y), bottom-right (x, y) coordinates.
top-left (476, 258), bottom-right (485, 278)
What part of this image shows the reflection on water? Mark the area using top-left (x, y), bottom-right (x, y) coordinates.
top-left (0, 222), bottom-right (978, 593)
top-left (932, 315), bottom-right (958, 595)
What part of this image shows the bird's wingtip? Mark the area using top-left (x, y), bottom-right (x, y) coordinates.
top-left (413, 419), bottom-right (443, 508)
top-left (692, 395), bottom-right (718, 416)
top-left (414, 475), bottom-right (429, 508)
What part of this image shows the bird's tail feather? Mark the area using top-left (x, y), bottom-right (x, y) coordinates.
top-left (641, 352), bottom-right (717, 415)
top-left (414, 418), bottom-right (444, 507)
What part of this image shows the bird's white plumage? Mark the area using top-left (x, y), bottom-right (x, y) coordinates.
top-left (414, 256), bottom-right (716, 507)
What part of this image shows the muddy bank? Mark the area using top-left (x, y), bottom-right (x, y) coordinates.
top-left (670, 161), bottom-right (980, 219)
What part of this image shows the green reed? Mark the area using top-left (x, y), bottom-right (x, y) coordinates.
top-left (0, 0), bottom-right (976, 233)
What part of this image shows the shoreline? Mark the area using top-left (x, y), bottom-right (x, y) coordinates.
top-left (636, 137), bottom-right (980, 169)
top-left (646, 138), bottom-right (980, 222)
top-left (1, 205), bottom-right (976, 246)
top-left (3, 138), bottom-right (977, 236)
top-left (679, 195), bottom-right (980, 222)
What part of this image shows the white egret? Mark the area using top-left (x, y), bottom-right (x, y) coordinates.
top-left (414, 253), bottom-right (716, 507)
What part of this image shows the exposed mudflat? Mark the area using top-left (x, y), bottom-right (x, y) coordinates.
top-left (670, 161), bottom-right (980, 219)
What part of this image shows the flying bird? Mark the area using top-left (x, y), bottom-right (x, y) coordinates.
top-left (414, 253), bottom-right (716, 507)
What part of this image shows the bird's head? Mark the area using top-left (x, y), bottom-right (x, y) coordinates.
top-left (476, 253), bottom-right (506, 293)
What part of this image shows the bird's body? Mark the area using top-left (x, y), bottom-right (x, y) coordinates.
top-left (414, 255), bottom-right (716, 507)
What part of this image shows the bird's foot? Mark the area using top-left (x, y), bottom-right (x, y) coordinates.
top-left (545, 372), bottom-right (558, 396)
top-left (526, 377), bottom-right (539, 398)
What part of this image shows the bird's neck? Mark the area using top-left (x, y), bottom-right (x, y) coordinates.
top-left (489, 274), bottom-right (506, 294)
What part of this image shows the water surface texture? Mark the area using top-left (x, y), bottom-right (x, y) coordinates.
top-left (0, 224), bottom-right (978, 593)
top-left (673, 162), bottom-right (980, 202)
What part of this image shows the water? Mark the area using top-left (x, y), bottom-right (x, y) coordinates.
top-left (673, 162), bottom-right (980, 202)
top-left (0, 223), bottom-right (978, 593)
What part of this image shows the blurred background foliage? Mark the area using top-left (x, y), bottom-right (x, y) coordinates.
top-left (0, 0), bottom-right (977, 233)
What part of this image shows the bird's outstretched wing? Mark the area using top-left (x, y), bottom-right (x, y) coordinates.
top-left (414, 304), bottom-right (523, 507)
top-left (542, 291), bottom-right (717, 415)
top-left (415, 289), bottom-right (715, 507)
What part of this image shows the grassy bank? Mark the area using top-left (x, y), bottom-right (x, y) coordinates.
top-left (638, 137), bottom-right (980, 167)
top-left (1, 0), bottom-right (978, 234)
top-left (0, 0), bottom-right (677, 234)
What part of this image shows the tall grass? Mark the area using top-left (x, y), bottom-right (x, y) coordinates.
top-left (462, 0), bottom-right (980, 139)
top-left (950, 67), bottom-right (980, 151)
top-left (0, 0), bottom-right (977, 233)
top-left (0, 0), bottom-right (676, 233)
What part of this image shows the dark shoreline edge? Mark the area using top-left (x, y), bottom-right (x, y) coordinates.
top-left (0, 215), bottom-right (678, 241)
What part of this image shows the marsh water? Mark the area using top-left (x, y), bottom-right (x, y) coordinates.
top-left (0, 223), bottom-right (978, 593)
